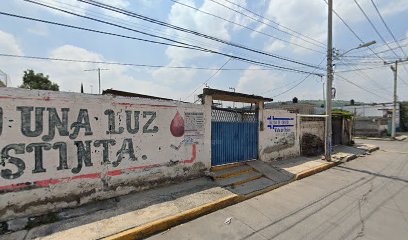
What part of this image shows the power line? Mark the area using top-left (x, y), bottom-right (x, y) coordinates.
top-left (184, 58), bottom-right (233, 101)
top-left (170, 0), bottom-right (325, 53)
top-left (353, 0), bottom-right (401, 59)
top-left (369, 0), bottom-right (407, 58)
top-left (170, 0), bottom-right (322, 54)
top-left (337, 59), bottom-right (393, 97)
top-left (369, 0), bottom-right (408, 85)
top-left (322, 0), bottom-right (385, 62)
top-left (0, 53), bottom-right (254, 70)
top-left (336, 65), bottom-right (389, 73)
top-left (214, 0), bottom-right (326, 49)
top-left (336, 74), bottom-right (385, 99)
top-left (272, 75), bottom-right (318, 98)
top-left (51, 0), bottom-right (318, 73)
top-left (351, 36), bottom-right (408, 57)
top-left (70, 0), bottom-right (323, 70)
top-left (267, 57), bottom-right (326, 98)
top-left (0, 11), bottom-right (323, 76)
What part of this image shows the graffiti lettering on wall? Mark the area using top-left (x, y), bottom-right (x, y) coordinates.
top-left (0, 107), bottom-right (160, 180)
top-left (267, 116), bottom-right (295, 133)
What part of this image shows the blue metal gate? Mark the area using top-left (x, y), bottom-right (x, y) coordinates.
top-left (211, 108), bottom-right (258, 166)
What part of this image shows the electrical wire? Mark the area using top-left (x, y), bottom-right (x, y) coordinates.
top-left (215, 0), bottom-right (326, 49)
top-left (336, 74), bottom-right (385, 99)
top-left (71, 0), bottom-right (323, 70)
top-left (170, 0), bottom-right (325, 54)
top-left (370, 0), bottom-right (407, 58)
top-left (337, 59), bottom-right (393, 97)
top-left (353, 0), bottom-right (400, 59)
top-left (36, 0), bottom-right (326, 73)
top-left (322, 0), bottom-right (385, 62)
top-left (369, 0), bottom-right (408, 85)
top-left (183, 57), bottom-right (233, 101)
top-left (269, 57), bottom-right (326, 98)
top-left (336, 65), bottom-right (389, 73)
top-left (0, 11), bottom-right (324, 76)
top-left (0, 53), bottom-right (275, 71)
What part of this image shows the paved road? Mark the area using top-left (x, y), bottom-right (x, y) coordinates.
top-left (148, 139), bottom-right (408, 240)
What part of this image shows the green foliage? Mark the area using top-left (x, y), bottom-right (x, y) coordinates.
top-left (19, 69), bottom-right (59, 91)
top-left (0, 80), bottom-right (5, 87)
top-left (332, 109), bottom-right (353, 119)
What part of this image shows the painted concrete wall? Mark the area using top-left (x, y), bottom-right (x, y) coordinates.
top-left (299, 117), bottom-right (325, 156)
top-left (259, 109), bottom-right (299, 161)
top-left (0, 88), bottom-right (210, 221)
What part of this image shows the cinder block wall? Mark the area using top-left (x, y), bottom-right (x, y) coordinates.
top-left (0, 88), bottom-right (211, 221)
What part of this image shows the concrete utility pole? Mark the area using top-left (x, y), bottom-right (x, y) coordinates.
top-left (325, 0), bottom-right (333, 161)
top-left (385, 58), bottom-right (408, 138)
top-left (84, 68), bottom-right (109, 94)
top-left (229, 87), bottom-right (236, 108)
top-left (391, 62), bottom-right (397, 139)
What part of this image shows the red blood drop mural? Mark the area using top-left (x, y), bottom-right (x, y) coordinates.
top-left (170, 111), bottom-right (185, 137)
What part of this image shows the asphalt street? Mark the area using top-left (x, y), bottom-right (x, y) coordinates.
top-left (147, 139), bottom-right (408, 240)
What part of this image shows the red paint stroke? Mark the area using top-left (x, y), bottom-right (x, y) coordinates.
top-left (112, 102), bottom-right (177, 108)
top-left (181, 144), bottom-right (196, 164)
top-left (0, 144), bottom-right (197, 192)
top-left (0, 96), bottom-right (78, 102)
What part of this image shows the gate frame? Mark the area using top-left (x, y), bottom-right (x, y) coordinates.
top-left (200, 88), bottom-right (273, 167)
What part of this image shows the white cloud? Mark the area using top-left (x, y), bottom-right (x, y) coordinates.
top-left (44, 45), bottom-right (186, 99)
top-left (33, 0), bottom-right (89, 17)
top-left (25, 0), bottom-right (130, 19)
top-left (335, 0), bottom-right (408, 23)
top-left (164, 0), bottom-right (257, 62)
top-left (0, 31), bottom-right (186, 99)
top-left (236, 65), bottom-right (285, 95)
top-left (0, 31), bottom-right (23, 55)
top-left (27, 24), bottom-right (49, 37)
top-left (264, 40), bottom-right (286, 52)
top-left (258, 0), bottom-right (326, 55)
top-left (151, 60), bottom-right (199, 85)
top-left (99, 0), bottom-right (130, 20)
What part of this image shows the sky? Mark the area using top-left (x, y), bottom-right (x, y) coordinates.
top-left (0, 0), bottom-right (407, 103)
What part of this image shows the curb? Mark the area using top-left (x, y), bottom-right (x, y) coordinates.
top-left (295, 162), bottom-right (339, 180)
top-left (105, 147), bottom-right (379, 240)
top-left (368, 147), bottom-right (380, 153)
top-left (103, 195), bottom-right (240, 240)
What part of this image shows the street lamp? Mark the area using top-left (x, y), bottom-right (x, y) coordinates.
top-left (325, 40), bottom-right (376, 161)
top-left (335, 40), bottom-right (376, 59)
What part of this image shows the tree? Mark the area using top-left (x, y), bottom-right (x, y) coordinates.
top-left (0, 80), bottom-right (5, 87)
top-left (19, 69), bottom-right (59, 91)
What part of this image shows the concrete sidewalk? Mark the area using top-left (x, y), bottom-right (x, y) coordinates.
top-left (0, 144), bottom-right (378, 240)
top-left (354, 133), bottom-right (408, 141)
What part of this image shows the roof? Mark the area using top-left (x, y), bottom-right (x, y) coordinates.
top-left (102, 89), bottom-right (173, 101)
top-left (199, 88), bottom-right (273, 103)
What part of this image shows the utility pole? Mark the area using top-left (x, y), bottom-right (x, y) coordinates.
top-left (229, 87), bottom-right (236, 108)
top-left (385, 58), bottom-right (408, 138)
top-left (325, 0), bottom-right (333, 161)
top-left (321, 76), bottom-right (325, 105)
top-left (84, 68), bottom-right (109, 94)
top-left (391, 62), bottom-right (397, 138)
